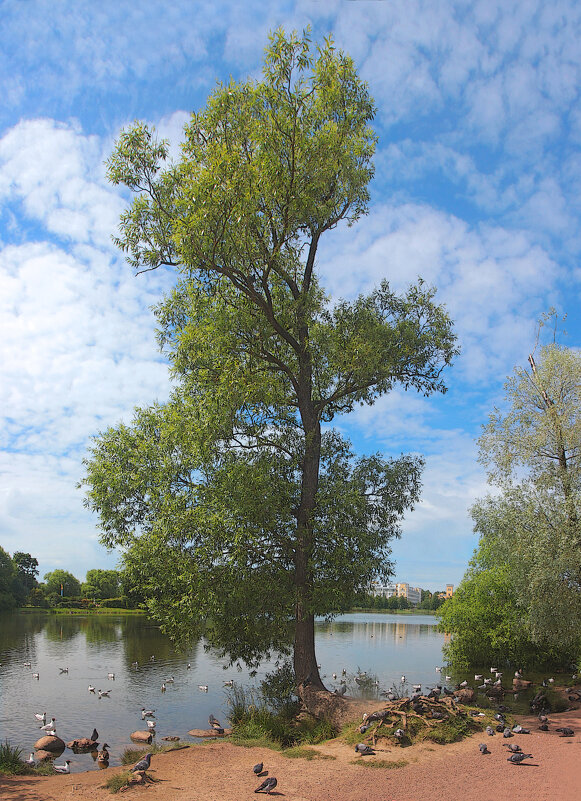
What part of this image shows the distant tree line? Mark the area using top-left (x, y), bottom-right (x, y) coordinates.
top-left (0, 546), bottom-right (141, 610)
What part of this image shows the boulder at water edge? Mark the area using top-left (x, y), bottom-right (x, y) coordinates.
top-left (34, 735), bottom-right (65, 752)
top-left (130, 730), bottom-right (153, 743)
top-left (35, 749), bottom-right (58, 761)
top-left (454, 688), bottom-right (476, 703)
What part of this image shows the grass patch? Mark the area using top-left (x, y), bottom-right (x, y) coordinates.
top-left (103, 772), bottom-right (133, 794)
top-left (120, 742), bottom-right (186, 766)
top-left (352, 758), bottom-right (408, 769)
top-left (0, 740), bottom-right (29, 775)
top-left (283, 746), bottom-right (336, 760)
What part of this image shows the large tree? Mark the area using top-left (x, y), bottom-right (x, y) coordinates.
top-left (440, 340), bottom-right (581, 667)
top-left (82, 30), bottom-right (457, 689)
top-left (44, 569), bottom-right (82, 598)
top-left (82, 569), bottom-right (122, 600)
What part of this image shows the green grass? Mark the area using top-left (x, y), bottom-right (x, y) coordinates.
top-left (282, 746), bottom-right (336, 760)
top-left (103, 771), bottom-right (134, 793)
top-left (0, 740), bottom-right (27, 775)
top-left (120, 742), bottom-right (187, 766)
top-left (351, 758), bottom-right (408, 769)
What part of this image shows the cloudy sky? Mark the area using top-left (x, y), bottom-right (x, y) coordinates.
top-left (1, 0), bottom-right (580, 592)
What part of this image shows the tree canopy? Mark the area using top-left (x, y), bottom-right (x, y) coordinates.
top-left (82, 29), bottom-right (457, 688)
top-left (440, 340), bottom-right (581, 668)
top-left (44, 569), bottom-right (82, 598)
top-left (82, 569), bottom-right (122, 600)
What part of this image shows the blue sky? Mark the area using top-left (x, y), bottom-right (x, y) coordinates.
top-left (1, 0), bottom-right (580, 592)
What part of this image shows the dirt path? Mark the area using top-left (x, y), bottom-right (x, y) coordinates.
top-left (1, 707), bottom-right (579, 801)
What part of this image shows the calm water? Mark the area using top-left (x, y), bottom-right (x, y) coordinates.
top-left (0, 611), bottom-right (445, 772)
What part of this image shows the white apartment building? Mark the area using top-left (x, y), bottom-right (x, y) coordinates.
top-left (369, 581), bottom-right (422, 606)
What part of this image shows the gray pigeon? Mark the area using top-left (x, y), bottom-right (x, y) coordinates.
top-left (485, 726), bottom-right (495, 736)
top-left (132, 753), bottom-right (152, 772)
top-left (503, 743), bottom-right (522, 753)
top-left (507, 752), bottom-right (533, 764)
top-left (503, 728), bottom-right (513, 738)
top-left (538, 723), bottom-right (549, 731)
top-left (255, 777), bottom-right (277, 794)
top-left (556, 727), bottom-right (574, 737)
top-left (479, 743), bottom-right (489, 754)
top-left (354, 743), bottom-right (375, 755)
top-left (253, 762), bottom-right (264, 776)
top-left (512, 725), bottom-right (530, 734)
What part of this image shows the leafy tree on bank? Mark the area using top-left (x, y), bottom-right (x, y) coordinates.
top-left (439, 338), bottom-right (581, 668)
top-left (0, 546), bottom-right (17, 609)
top-left (81, 30), bottom-right (457, 691)
top-left (82, 569), bottom-right (122, 600)
top-left (12, 551), bottom-right (39, 604)
top-left (43, 569), bottom-right (82, 599)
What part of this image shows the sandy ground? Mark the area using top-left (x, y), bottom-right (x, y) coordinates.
top-left (1, 705), bottom-right (579, 801)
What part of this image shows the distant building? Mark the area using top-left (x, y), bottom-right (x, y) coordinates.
top-left (369, 581), bottom-right (421, 606)
top-left (437, 584), bottom-right (454, 599)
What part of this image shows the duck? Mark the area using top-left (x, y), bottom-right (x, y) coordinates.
top-left (24, 662), bottom-right (32, 668)
top-left (165, 676), bottom-right (174, 683)
top-left (97, 743), bottom-right (110, 763)
top-left (223, 679), bottom-right (234, 687)
top-left (131, 661), bottom-right (138, 667)
top-left (54, 759), bottom-right (71, 774)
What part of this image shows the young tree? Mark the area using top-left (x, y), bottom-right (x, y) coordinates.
top-left (441, 341), bottom-right (581, 666)
top-left (82, 569), bottom-right (122, 600)
top-left (12, 551), bottom-right (39, 603)
top-left (82, 30), bottom-right (457, 691)
top-left (44, 569), bottom-right (82, 598)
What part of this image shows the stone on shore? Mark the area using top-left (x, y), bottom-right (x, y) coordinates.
top-left (34, 735), bottom-right (65, 752)
top-left (513, 678), bottom-right (533, 690)
top-left (188, 728), bottom-right (233, 738)
top-left (454, 688), bottom-right (476, 703)
top-left (130, 731), bottom-right (153, 743)
top-left (35, 749), bottom-right (58, 761)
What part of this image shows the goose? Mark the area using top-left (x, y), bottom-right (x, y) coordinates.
top-left (41, 718), bottom-right (57, 731)
top-left (98, 689), bottom-right (111, 698)
top-left (198, 684), bottom-right (208, 692)
top-left (25, 753), bottom-right (35, 765)
top-left (88, 685), bottom-right (95, 692)
top-left (97, 743), bottom-right (110, 763)
top-left (54, 759), bottom-right (71, 774)
top-left (34, 712), bottom-right (47, 723)
top-left (141, 708), bottom-right (155, 718)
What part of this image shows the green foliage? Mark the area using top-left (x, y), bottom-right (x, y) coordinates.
top-left (282, 746), bottom-right (336, 760)
top-left (82, 569), bottom-right (122, 600)
top-left (82, 28), bottom-right (457, 683)
top-left (43, 569), bottom-right (82, 598)
top-left (0, 547), bottom-right (17, 610)
top-left (442, 339), bottom-right (581, 668)
top-left (0, 740), bottom-right (26, 775)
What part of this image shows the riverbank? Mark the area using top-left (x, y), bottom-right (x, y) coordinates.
top-left (2, 703), bottom-right (578, 801)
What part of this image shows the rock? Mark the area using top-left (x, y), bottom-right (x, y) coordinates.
top-left (187, 728), bottom-right (233, 738)
top-left (67, 738), bottom-right (98, 751)
top-left (130, 731), bottom-right (153, 743)
top-left (35, 750), bottom-right (57, 761)
top-left (485, 685), bottom-right (505, 698)
top-left (34, 735), bottom-right (65, 753)
top-left (512, 678), bottom-right (532, 690)
top-left (455, 688), bottom-right (476, 703)
top-left (161, 736), bottom-right (181, 741)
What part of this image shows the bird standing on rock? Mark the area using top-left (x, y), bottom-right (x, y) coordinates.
top-left (255, 776), bottom-right (277, 794)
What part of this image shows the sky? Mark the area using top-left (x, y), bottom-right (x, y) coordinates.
top-left (1, 0), bottom-right (580, 593)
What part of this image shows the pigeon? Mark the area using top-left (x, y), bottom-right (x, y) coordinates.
top-left (334, 683), bottom-right (347, 696)
top-left (556, 727), bottom-right (574, 737)
top-left (503, 743), bottom-right (522, 753)
top-left (538, 723), bottom-right (549, 731)
top-left (255, 777), bottom-right (277, 794)
top-left (479, 743), bottom-right (489, 754)
top-left (485, 726), bottom-right (495, 736)
top-left (496, 724), bottom-right (505, 732)
top-left (494, 713), bottom-right (506, 723)
top-left (394, 728), bottom-right (405, 740)
top-left (507, 752), bottom-right (533, 764)
top-left (253, 762), bottom-right (264, 776)
top-left (359, 724), bottom-right (369, 734)
top-left (54, 759), bottom-right (71, 774)
top-left (503, 728), bottom-right (513, 738)
top-left (354, 743), bottom-right (375, 755)
top-left (512, 725), bottom-right (530, 734)
top-left (132, 753), bottom-right (152, 772)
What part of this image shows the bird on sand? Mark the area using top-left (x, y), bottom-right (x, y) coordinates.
top-left (556, 727), bottom-right (574, 737)
top-left (253, 762), bottom-right (264, 776)
top-left (507, 752), bottom-right (533, 764)
top-left (132, 753), bottom-right (152, 772)
top-left (97, 744), bottom-right (110, 763)
top-left (503, 743), bottom-right (522, 753)
top-left (255, 777), bottom-right (277, 794)
top-left (478, 743), bottom-right (489, 754)
top-left (485, 726), bottom-right (495, 736)
top-left (354, 743), bottom-right (375, 755)
top-left (503, 728), bottom-right (513, 738)
top-left (54, 759), bottom-right (71, 774)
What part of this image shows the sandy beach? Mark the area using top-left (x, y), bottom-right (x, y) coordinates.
top-left (1, 702), bottom-right (579, 801)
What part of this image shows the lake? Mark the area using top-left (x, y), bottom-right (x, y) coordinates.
top-left (0, 611), bottom-right (446, 772)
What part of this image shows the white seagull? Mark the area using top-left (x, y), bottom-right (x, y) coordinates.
top-left (88, 685), bottom-right (95, 692)
top-left (25, 753), bottom-right (35, 765)
top-left (141, 708), bottom-right (155, 718)
top-left (40, 718), bottom-right (57, 731)
top-left (198, 684), bottom-right (209, 692)
top-left (146, 719), bottom-right (156, 729)
top-left (34, 712), bottom-right (46, 723)
top-left (98, 689), bottom-right (111, 698)
top-left (54, 759), bottom-right (71, 774)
